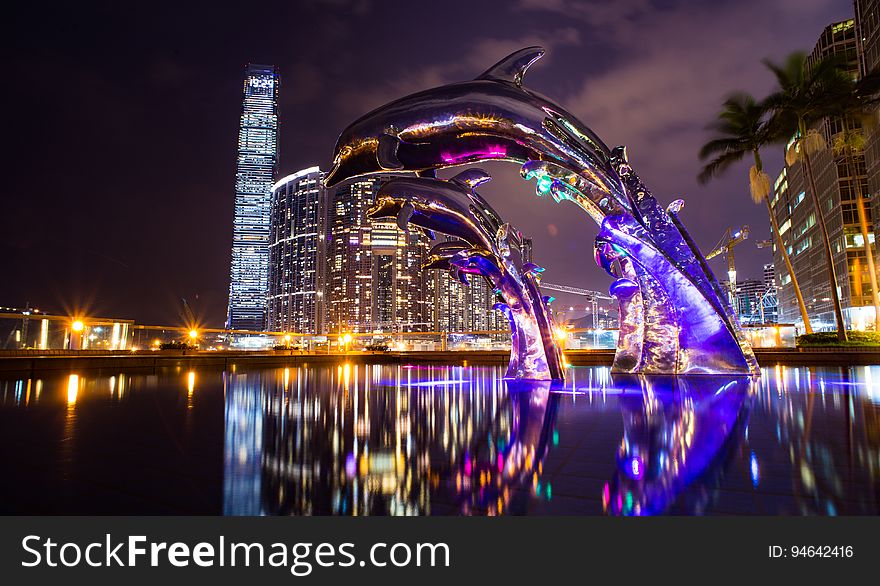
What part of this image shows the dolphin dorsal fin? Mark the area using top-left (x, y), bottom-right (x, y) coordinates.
top-left (476, 46), bottom-right (544, 87)
top-left (451, 168), bottom-right (492, 189)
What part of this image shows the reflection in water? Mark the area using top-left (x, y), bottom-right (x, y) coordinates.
top-left (1, 364), bottom-right (879, 514)
top-left (225, 365), bottom-right (557, 515)
top-left (604, 375), bottom-right (751, 516)
top-left (219, 364), bottom-right (880, 515)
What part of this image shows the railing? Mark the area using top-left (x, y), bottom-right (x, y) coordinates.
top-left (0, 312), bottom-right (797, 351)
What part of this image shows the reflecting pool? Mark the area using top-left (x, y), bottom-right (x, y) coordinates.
top-left (1, 364), bottom-right (878, 515)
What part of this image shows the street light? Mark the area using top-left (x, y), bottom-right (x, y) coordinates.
top-left (554, 326), bottom-right (568, 350)
top-left (71, 320), bottom-right (84, 332)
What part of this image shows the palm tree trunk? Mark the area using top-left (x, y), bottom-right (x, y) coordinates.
top-left (800, 122), bottom-right (848, 341)
top-left (845, 147), bottom-right (880, 330)
top-left (755, 150), bottom-right (812, 332)
top-left (764, 197), bottom-right (812, 332)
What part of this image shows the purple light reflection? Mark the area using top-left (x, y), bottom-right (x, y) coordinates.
top-left (440, 146), bottom-right (507, 164)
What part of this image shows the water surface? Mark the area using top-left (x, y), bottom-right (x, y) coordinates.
top-left (1, 364), bottom-right (878, 515)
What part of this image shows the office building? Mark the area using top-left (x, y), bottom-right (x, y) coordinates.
top-left (226, 64), bottom-right (280, 331)
top-left (268, 167), bottom-right (326, 334)
top-left (770, 20), bottom-right (874, 329)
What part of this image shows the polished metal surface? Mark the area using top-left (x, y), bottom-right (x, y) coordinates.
top-left (368, 170), bottom-right (565, 380)
top-left (327, 46), bottom-right (758, 375)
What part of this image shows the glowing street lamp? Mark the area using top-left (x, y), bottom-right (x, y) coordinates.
top-left (284, 333), bottom-right (292, 349)
top-left (553, 327), bottom-right (568, 350)
top-left (68, 319), bottom-right (86, 350)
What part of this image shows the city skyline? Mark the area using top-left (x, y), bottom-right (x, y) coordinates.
top-left (1, 0), bottom-right (852, 327)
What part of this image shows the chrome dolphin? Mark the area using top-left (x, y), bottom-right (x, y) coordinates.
top-left (324, 47), bottom-right (625, 209)
top-left (368, 170), bottom-right (565, 381)
top-left (326, 46), bottom-right (759, 376)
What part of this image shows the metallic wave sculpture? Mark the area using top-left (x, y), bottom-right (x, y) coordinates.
top-left (367, 170), bottom-right (565, 380)
top-left (326, 46), bottom-right (759, 375)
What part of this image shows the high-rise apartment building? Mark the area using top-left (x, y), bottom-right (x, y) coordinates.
top-left (268, 167), bottom-right (326, 334)
top-left (431, 269), bottom-right (502, 334)
top-left (770, 20), bottom-right (873, 329)
top-left (227, 64), bottom-right (279, 331)
top-left (326, 178), bottom-right (431, 333)
top-left (763, 263), bottom-right (776, 290)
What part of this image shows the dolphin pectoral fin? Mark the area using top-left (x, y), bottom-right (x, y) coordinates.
top-left (377, 133), bottom-right (404, 170)
top-left (423, 229), bottom-right (436, 240)
top-left (477, 46), bottom-right (544, 87)
top-left (396, 201), bottom-right (414, 231)
top-left (450, 168), bottom-right (492, 189)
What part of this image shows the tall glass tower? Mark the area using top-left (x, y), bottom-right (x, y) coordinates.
top-left (227, 64), bottom-right (280, 331)
top-left (268, 167), bottom-right (326, 334)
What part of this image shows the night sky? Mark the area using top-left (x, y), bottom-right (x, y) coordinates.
top-left (1, 0), bottom-right (851, 327)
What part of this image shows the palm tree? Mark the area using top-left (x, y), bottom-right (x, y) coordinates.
top-left (698, 93), bottom-right (813, 332)
top-left (764, 52), bottom-right (855, 341)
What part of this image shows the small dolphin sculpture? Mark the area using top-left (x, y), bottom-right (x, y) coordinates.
top-left (368, 170), bottom-right (565, 381)
top-left (327, 47), bottom-right (759, 376)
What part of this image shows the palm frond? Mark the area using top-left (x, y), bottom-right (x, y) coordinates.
top-left (698, 150), bottom-right (744, 184)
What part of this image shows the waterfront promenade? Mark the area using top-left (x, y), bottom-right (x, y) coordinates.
top-left (1, 347), bottom-right (879, 372)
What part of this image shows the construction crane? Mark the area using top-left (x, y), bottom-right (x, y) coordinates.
top-left (705, 226), bottom-right (750, 313)
top-left (540, 282), bottom-right (613, 329)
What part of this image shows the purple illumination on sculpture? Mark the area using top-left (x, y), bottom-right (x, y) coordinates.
top-left (367, 170), bottom-right (565, 381)
top-left (326, 46), bottom-right (759, 376)
top-left (441, 146), bottom-right (507, 164)
top-left (607, 375), bottom-right (751, 515)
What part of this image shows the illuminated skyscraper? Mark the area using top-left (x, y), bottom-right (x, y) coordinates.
top-left (268, 167), bottom-right (326, 334)
top-left (432, 273), bottom-right (502, 334)
top-left (770, 20), bottom-right (872, 328)
top-left (326, 178), bottom-right (430, 333)
top-left (226, 64), bottom-right (279, 331)
top-left (430, 234), bottom-right (503, 336)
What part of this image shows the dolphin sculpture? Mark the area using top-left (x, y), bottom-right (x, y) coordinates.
top-left (368, 170), bottom-right (565, 381)
top-left (326, 47), bottom-right (759, 375)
